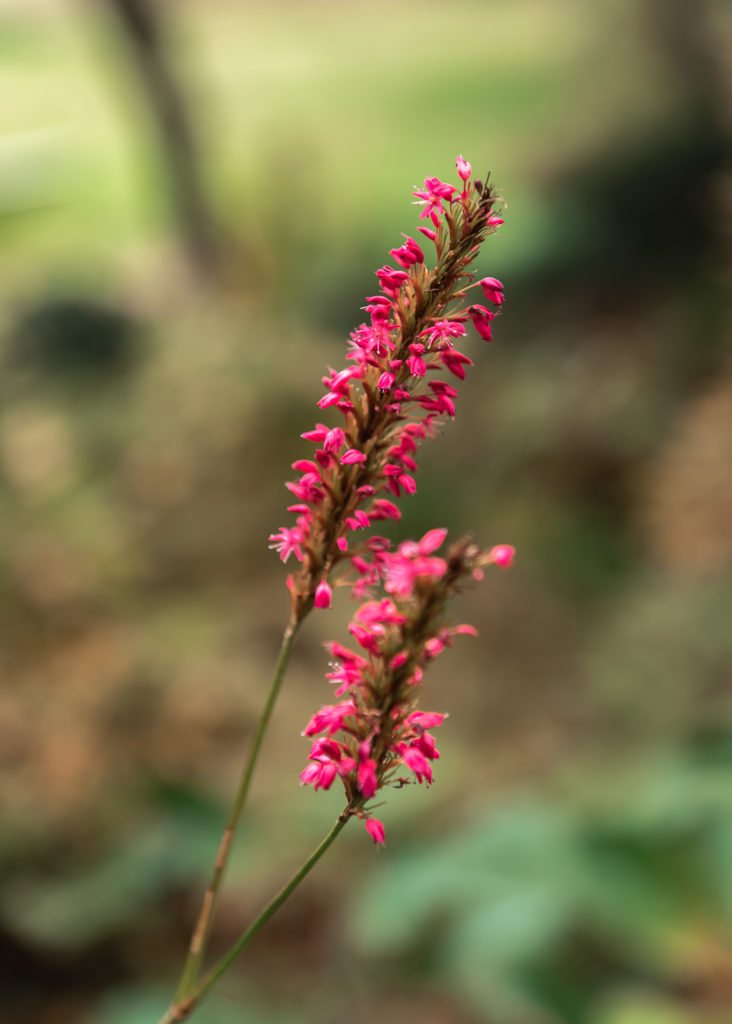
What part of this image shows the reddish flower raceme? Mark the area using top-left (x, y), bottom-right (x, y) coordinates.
top-left (269, 158), bottom-right (507, 623)
top-left (300, 534), bottom-right (514, 842)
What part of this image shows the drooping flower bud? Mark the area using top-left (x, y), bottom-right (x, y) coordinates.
top-left (365, 818), bottom-right (386, 844)
top-left (478, 276), bottom-right (504, 305)
top-left (314, 580), bottom-right (332, 608)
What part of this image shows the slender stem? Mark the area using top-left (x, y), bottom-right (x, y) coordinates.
top-left (158, 811), bottom-right (352, 1024)
top-left (175, 617), bottom-right (300, 1000)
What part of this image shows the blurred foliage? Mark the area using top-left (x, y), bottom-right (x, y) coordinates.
top-left (0, 1), bottom-right (730, 1023)
top-left (351, 742), bottom-right (732, 1023)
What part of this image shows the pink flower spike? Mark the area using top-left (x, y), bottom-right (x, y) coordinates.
top-left (456, 154), bottom-right (472, 181)
top-left (365, 818), bottom-right (386, 845)
top-left (314, 580), bottom-right (333, 608)
top-left (490, 544), bottom-right (516, 568)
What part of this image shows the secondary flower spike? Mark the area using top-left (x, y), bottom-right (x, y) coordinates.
top-left (300, 533), bottom-right (515, 842)
top-left (269, 157), bottom-right (506, 625)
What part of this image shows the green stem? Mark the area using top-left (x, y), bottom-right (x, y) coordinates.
top-left (174, 618), bottom-right (299, 1000)
top-left (158, 811), bottom-right (351, 1024)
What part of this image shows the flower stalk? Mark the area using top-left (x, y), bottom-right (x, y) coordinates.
top-left (158, 810), bottom-right (352, 1024)
top-left (173, 615), bottom-right (299, 998)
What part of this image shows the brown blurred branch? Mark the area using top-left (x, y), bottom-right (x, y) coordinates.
top-left (107, 0), bottom-right (223, 280)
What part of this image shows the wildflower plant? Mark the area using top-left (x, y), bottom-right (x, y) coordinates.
top-left (158, 157), bottom-right (515, 1023)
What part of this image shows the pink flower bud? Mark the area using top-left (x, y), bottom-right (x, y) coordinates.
top-left (358, 758), bottom-right (378, 798)
top-left (401, 745), bottom-right (433, 783)
top-left (407, 710), bottom-right (447, 730)
top-left (340, 448), bottom-right (367, 465)
top-left (490, 544), bottom-right (515, 568)
top-left (478, 276), bottom-right (504, 305)
top-left (301, 424), bottom-right (329, 443)
top-left (418, 528), bottom-right (448, 554)
top-left (323, 427), bottom-right (345, 453)
top-left (314, 580), bottom-right (332, 608)
top-left (456, 154), bottom-right (472, 181)
top-left (365, 818), bottom-right (386, 844)
top-left (404, 236), bottom-right (424, 263)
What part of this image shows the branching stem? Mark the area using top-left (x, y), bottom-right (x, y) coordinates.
top-left (158, 811), bottom-right (351, 1024)
top-left (174, 617), bottom-right (300, 1000)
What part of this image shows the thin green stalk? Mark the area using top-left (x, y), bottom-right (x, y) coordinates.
top-left (158, 810), bottom-right (352, 1024)
top-left (174, 617), bottom-right (300, 1000)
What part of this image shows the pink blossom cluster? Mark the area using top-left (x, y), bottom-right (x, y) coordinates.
top-left (269, 157), bottom-right (505, 624)
top-left (300, 532), bottom-right (515, 843)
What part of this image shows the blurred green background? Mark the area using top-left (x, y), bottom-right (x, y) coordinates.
top-left (1, 1), bottom-right (730, 1022)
